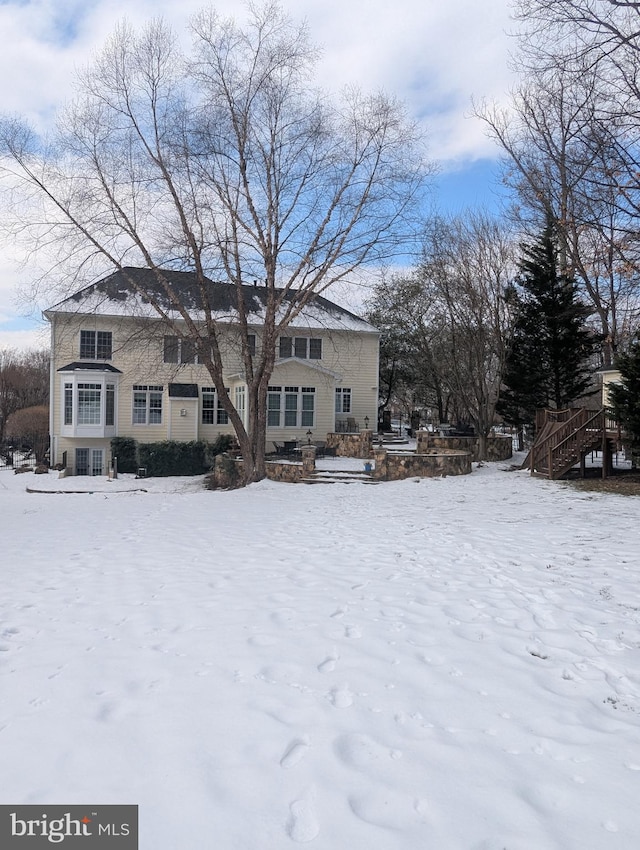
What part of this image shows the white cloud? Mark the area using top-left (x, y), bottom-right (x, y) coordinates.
top-left (0, 0), bottom-right (516, 347)
top-left (0, 325), bottom-right (50, 351)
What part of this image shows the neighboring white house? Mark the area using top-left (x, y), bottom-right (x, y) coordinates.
top-left (44, 268), bottom-right (380, 475)
top-left (599, 368), bottom-right (622, 409)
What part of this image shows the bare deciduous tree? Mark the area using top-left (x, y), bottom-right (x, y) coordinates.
top-left (475, 42), bottom-right (640, 364)
top-left (418, 213), bottom-right (518, 459)
top-left (0, 347), bottom-right (49, 444)
top-left (0, 4), bottom-right (429, 483)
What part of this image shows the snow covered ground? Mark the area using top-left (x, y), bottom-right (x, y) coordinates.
top-left (1, 457), bottom-right (639, 849)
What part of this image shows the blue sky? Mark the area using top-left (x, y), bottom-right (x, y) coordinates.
top-left (0, 0), bottom-right (516, 349)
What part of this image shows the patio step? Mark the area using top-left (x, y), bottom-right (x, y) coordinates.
top-left (302, 470), bottom-right (379, 485)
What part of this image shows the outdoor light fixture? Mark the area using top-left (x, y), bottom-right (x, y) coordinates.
top-left (364, 416), bottom-right (369, 429)
top-left (306, 429), bottom-right (312, 444)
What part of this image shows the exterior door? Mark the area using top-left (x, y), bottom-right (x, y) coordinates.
top-left (75, 448), bottom-right (103, 476)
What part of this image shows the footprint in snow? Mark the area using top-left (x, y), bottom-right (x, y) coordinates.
top-left (287, 790), bottom-right (319, 843)
top-left (317, 652), bottom-right (338, 673)
top-left (329, 684), bottom-right (353, 709)
top-left (280, 737), bottom-right (310, 769)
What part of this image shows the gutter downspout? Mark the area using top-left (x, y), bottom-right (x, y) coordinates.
top-left (47, 313), bottom-right (56, 465)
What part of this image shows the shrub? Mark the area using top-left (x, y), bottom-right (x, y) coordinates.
top-left (110, 437), bottom-right (138, 474)
top-left (111, 436), bottom-right (235, 477)
top-left (205, 434), bottom-right (235, 466)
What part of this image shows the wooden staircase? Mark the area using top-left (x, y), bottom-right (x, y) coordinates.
top-left (528, 408), bottom-right (614, 480)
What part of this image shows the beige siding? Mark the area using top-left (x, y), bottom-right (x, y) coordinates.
top-left (48, 311), bottom-right (379, 468)
top-left (601, 370), bottom-right (622, 408)
top-left (168, 399), bottom-right (199, 441)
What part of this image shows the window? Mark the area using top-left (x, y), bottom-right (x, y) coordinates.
top-left (267, 386), bottom-right (315, 428)
top-left (80, 330), bottom-right (112, 360)
top-left (235, 386), bottom-right (246, 426)
top-left (64, 383), bottom-right (73, 426)
top-left (133, 385), bottom-right (163, 425)
top-left (268, 386), bottom-right (282, 427)
top-left (278, 337), bottom-right (322, 360)
top-left (164, 336), bottom-right (196, 364)
top-left (60, 374), bottom-right (117, 435)
top-left (77, 383), bottom-right (102, 425)
top-left (335, 387), bottom-right (352, 414)
top-left (301, 388), bottom-right (315, 427)
top-left (309, 339), bottom-right (322, 360)
top-left (279, 338), bottom-right (292, 358)
top-left (202, 387), bottom-right (229, 425)
top-left (106, 384), bottom-right (115, 427)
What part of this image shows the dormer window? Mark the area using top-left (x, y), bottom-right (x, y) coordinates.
top-left (80, 330), bottom-right (112, 360)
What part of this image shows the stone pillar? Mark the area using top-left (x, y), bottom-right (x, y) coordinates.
top-left (301, 444), bottom-right (316, 475)
top-left (415, 429), bottom-right (431, 454)
top-left (373, 447), bottom-right (387, 480)
top-left (360, 429), bottom-right (373, 458)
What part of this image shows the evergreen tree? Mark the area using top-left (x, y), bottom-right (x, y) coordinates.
top-left (609, 334), bottom-right (640, 466)
top-left (497, 218), bottom-right (600, 431)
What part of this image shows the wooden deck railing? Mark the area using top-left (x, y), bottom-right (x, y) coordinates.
top-left (530, 408), bottom-right (609, 479)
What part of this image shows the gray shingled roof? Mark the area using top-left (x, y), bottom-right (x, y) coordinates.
top-left (45, 267), bottom-right (377, 333)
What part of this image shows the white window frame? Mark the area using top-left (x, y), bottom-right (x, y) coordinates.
top-left (79, 330), bottom-right (112, 360)
top-left (60, 373), bottom-right (118, 438)
top-left (163, 336), bottom-right (198, 365)
top-left (268, 385), bottom-right (315, 428)
top-left (132, 385), bottom-right (163, 425)
top-left (335, 387), bottom-right (352, 414)
top-left (235, 386), bottom-right (247, 427)
top-left (202, 387), bottom-right (230, 425)
top-left (278, 337), bottom-right (322, 360)
top-left (75, 448), bottom-right (104, 477)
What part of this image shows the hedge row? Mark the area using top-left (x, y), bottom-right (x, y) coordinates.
top-left (111, 435), bottom-right (234, 477)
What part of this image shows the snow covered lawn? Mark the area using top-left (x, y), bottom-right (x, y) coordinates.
top-left (1, 459), bottom-right (639, 849)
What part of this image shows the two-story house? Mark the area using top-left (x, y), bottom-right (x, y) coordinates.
top-left (45, 268), bottom-right (380, 475)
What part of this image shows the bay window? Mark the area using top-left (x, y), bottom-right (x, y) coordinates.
top-left (59, 372), bottom-right (118, 437)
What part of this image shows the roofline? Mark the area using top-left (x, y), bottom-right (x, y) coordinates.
top-left (43, 267), bottom-right (379, 333)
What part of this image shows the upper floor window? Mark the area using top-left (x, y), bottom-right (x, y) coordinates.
top-left (164, 336), bottom-right (196, 364)
top-left (133, 385), bottom-right (163, 425)
top-left (279, 337), bottom-right (322, 360)
top-left (80, 330), bottom-right (112, 360)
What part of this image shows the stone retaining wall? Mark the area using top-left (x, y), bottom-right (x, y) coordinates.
top-left (326, 429), bottom-right (373, 458)
top-left (415, 432), bottom-right (512, 462)
top-left (373, 448), bottom-right (471, 481)
top-left (263, 461), bottom-right (307, 483)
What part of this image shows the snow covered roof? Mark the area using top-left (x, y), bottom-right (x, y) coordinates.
top-left (45, 267), bottom-right (378, 334)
